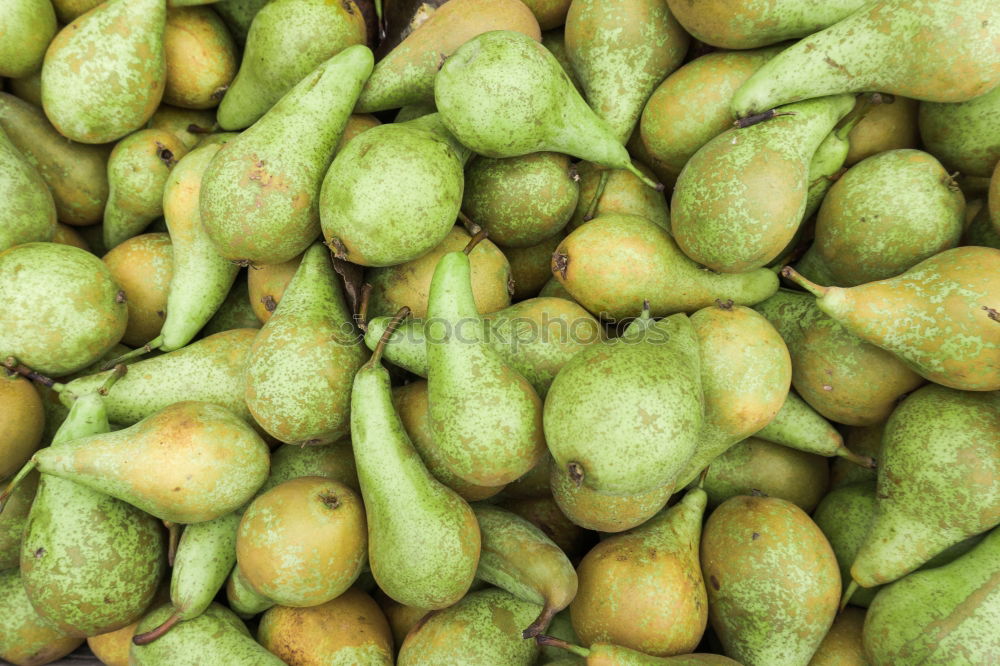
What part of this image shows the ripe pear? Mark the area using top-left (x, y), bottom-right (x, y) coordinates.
top-left (335, 113), bottom-right (382, 154)
top-left (146, 105), bottom-right (218, 150)
top-left (571, 487), bottom-right (708, 656)
top-left (755, 391), bottom-right (874, 467)
top-left (0, 470), bottom-right (38, 569)
top-left (503, 232), bottom-right (567, 300)
top-left (41, 0), bottom-right (167, 143)
top-left (201, 45), bottom-right (374, 266)
top-left (89, 621), bottom-right (143, 666)
top-left (919, 83), bottom-right (1000, 179)
top-left (537, 636), bottom-right (742, 664)
top-left (103, 233), bottom-right (174, 347)
top-left (247, 252), bottom-right (302, 323)
top-left (163, 6), bottom-right (238, 109)
top-left (550, 463), bottom-right (672, 533)
top-left (0, 243), bottom-right (127, 376)
top-left (731, 0), bottom-right (1000, 117)
top-left (808, 607), bottom-right (867, 666)
top-left (255, 439), bottom-right (359, 498)
top-left (0, 569), bottom-right (82, 666)
top-left (0, 0), bottom-right (57, 78)
top-left (225, 563), bottom-right (273, 618)
top-left (567, 161), bottom-right (669, 230)
top-left (0, 373), bottom-right (44, 481)
top-left (213, 0), bottom-right (269, 44)
top-left (0, 128), bottom-right (56, 253)
top-left (701, 495), bottom-right (841, 666)
top-left (843, 95), bottom-right (919, 166)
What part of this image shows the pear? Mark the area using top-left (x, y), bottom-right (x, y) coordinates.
top-left (473, 504), bottom-right (578, 638)
top-left (217, 0), bottom-right (366, 129)
top-left (255, 439), bottom-right (359, 498)
top-left (755, 391), bottom-right (875, 467)
top-left (992, 161), bottom-right (1000, 234)
top-left (541, 29), bottom-right (582, 93)
top-left (201, 45), bottom-right (374, 266)
top-left (357, 0), bottom-right (541, 112)
top-left (435, 30), bottom-right (660, 189)
top-left (0, 128), bottom-right (56, 253)
top-left (397, 588), bottom-right (541, 665)
top-left (130, 602), bottom-right (285, 665)
top-left (554, 213), bottom-right (779, 320)
top-left (103, 233), bottom-right (174, 347)
top-left (247, 252), bottom-right (302, 323)
top-left (784, 246), bottom-right (1000, 391)
top-left (257, 588), bottom-right (394, 665)
top-left (539, 276), bottom-right (577, 302)
top-left (375, 591), bottom-right (430, 649)
top-left (919, 84), bottom-right (1000, 179)
top-left (535, 611), bottom-right (582, 665)
top-left (567, 161), bottom-right (669, 230)
top-left (545, 309), bottom-right (702, 496)
top-left (844, 95), bottom-right (919, 166)
top-left (571, 487), bottom-right (708, 656)
top-left (89, 621), bottom-right (143, 666)
top-left (0, 470), bottom-right (38, 569)
top-left (320, 114), bottom-right (470, 267)
top-left (213, 0), bottom-right (270, 44)
top-left (199, 277), bottom-right (262, 337)
top-left (550, 463), bottom-right (672, 533)
top-left (849, 385), bottom-right (1000, 589)
top-left (503, 232), bottom-right (567, 300)
top-left (863, 526), bottom-right (1000, 664)
top-left (565, 0), bottom-right (688, 144)
top-left (671, 94), bottom-right (855, 273)
top-left (0, 569), bottom-right (82, 666)
top-left (335, 113), bottom-right (382, 155)
top-left (964, 195), bottom-right (1000, 250)
top-left (675, 303), bottom-right (792, 488)
top-left (41, 0), bottom-right (167, 143)
top-left (831, 425), bottom-right (882, 489)
top-left (731, 0), bottom-right (1000, 118)
top-left (225, 563), bottom-right (273, 618)
top-left (244, 243), bottom-right (368, 445)
top-left (0, 243), bottom-right (127, 376)
top-left (0, 373), bottom-right (45, 481)
top-left (163, 6), bottom-right (237, 110)
top-left (146, 104), bottom-right (218, 150)
top-left (0, 0), bottom-right (57, 78)
top-left (536, 636), bottom-right (741, 665)
top-left (351, 310), bottom-right (481, 609)
top-left (51, 224), bottom-right (91, 252)
top-left (807, 607), bottom-right (867, 666)
top-left (426, 240), bottom-right (547, 486)
top-left (701, 495), bottom-right (841, 666)
top-left (520, 0), bottom-right (570, 30)
top-left (501, 494), bottom-right (595, 560)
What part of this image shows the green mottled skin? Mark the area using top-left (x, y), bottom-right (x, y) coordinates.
top-left (463, 152), bottom-right (578, 247)
top-left (398, 588), bottom-right (541, 665)
top-left (427, 251), bottom-right (546, 486)
top-left (320, 114), bottom-right (466, 267)
top-left (0, 570), bottom-right (81, 666)
top-left (255, 440), bottom-right (359, 498)
top-left (919, 84), bottom-right (1000, 178)
top-left (808, 246), bottom-right (1000, 391)
top-left (0, 243), bottom-right (127, 376)
top-left (732, 0), bottom-right (1000, 117)
top-left (0, 93), bottom-right (109, 225)
top-left (556, 214), bottom-right (779, 320)
top-left (851, 385), bottom-right (1000, 587)
top-left (147, 105), bottom-right (218, 150)
top-left (0, 0), bottom-right (56, 77)
top-left (571, 488), bottom-right (708, 657)
top-left (51, 0), bottom-right (103, 22)
top-left (61, 328), bottom-right (258, 424)
top-left (701, 437), bottom-right (829, 512)
top-left (963, 198), bottom-right (1000, 250)
top-left (545, 313), bottom-right (703, 496)
top-left (33, 401), bottom-right (270, 523)
top-left (200, 277), bottom-right (262, 336)
top-left (171, 512), bottom-right (240, 620)
top-left (201, 45), bottom-right (373, 266)
top-left (863, 527), bottom-right (1000, 664)
top-left (503, 232), bottom-right (566, 300)
top-left (41, 0), bottom-right (166, 144)
top-left (131, 602), bottom-right (284, 665)
top-left (217, 0), bottom-right (366, 129)
top-left (226, 563), bottom-right (273, 617)
top-left (701, 495), bottom-right (840, 666)
top-left (992, 163), bottom-right (1000, 235)
top-left (754, 289), bottom-right (923, 425)
top-left (435, 31), bottom-right (637, 172)
top-left (803, 129), bottom-right (850, 220)
top-left (541, 30), bottom-right (582, 94)
top-left (550, 460), bottom-right (671, 533)
top-left (0, 470), bottom-right (38, 570)
top-left (585, 646), bottom-right (742, 665)
top-left (565, 0), bottom-right (688, 143)
top-left (0, 128), bottom-right (56, 253)
top-left (676, 305), bottom-right (791, 488)
top-left (473, 504), bottom-right (577, 630)
top-left (351, 355), bottom-right (481, 609)
top-left (104, 129), bottom-right (189, 249)
top-left (500, 495), bottom-right (592, 559)
top-left (671, 94), bottom-right (854, 273)
top-left (568, 161), bottom-right (669, 230)
top-left (161, 140), bottom-right (240, 350)
top-left (213, 0), bottom-right (270, 44)
top-left (754, 391), bottom-right (845, 458)
top-left (245, 243), bottom-right (368, 445)
top-left (809, 149), bottom-right (965, 287)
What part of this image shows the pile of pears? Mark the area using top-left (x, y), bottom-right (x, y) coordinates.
top-left (2, 0), bottom-right (1000, 664)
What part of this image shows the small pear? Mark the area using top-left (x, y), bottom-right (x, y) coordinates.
top-left (567, 161), bottom-right (669, 230)
top-left (807, 607), bottom-right (868, 666)
top-left (163, 6), bottom-right (238, 110)
top-left (225, 563), bottom-right (273, 618)
top-left (500, 495), bottom-right (594, 560)
top-left (247, 252), bottom-right (302, 323)
top-left (0, 0), bottom-right (57, 78)
top-left (102, 233), bottom-right (174, 347)
top-left (0, 373), bottom-right (45, 481)
top-left (919, 84), bottom-right (1000, 179)
top-left (0, 127), bottom-right (56, 253)
top-left (503, 232), bottom-right (567, 300)
top-left (0, 569), bottom-right (82, 666)
top-left (844, 95), bottom-right (919, 166)
top-left (146, 105), bottom-right (218, 150)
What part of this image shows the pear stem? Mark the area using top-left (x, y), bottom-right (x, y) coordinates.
top-left (839, 580), bottom-right (860, 612)
top-left (366, 307), bottom-right (410, 369)
top-left (837, 447), bottom-right (877, 470)
top-left (698, 466), bottom-right (710, 489)
top-left (583, 170), bottom-right (609, 222)
top-left (101, 336), bottom-right (163, 371)
top-left (534, 635), bottom-right (591, 658)
top-left (0, 460), bottom-right (39, 514)
top-left (132, 610), bottom-right (182, 645)
top-left (357, 283), bottom-right (373, 332)
top-left (3, 357), bottom-right (60, 389)
top-left (99, 364), bottom-right (128, 395)
top-left (521, 604), bottom-right (558, 639)
top-left (780, 266), bottom-right (829, 298)
top-left (624, 163), bottom-right (663, 191)
top-left (833, 94), bottom-right (877, 140)
top-left (734, 109), bottom-right (796, 129)
top-left (463, 228), bottom-right (488, 255)
top-left (458, 211), bottom-right (481, 235)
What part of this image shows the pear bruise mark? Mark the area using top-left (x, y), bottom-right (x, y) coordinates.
top-left (552, 251), bottom-right (568, 279)
top-left (326, 237), bottom-right (349, 260)
top-left (567, 462), bottom-right (584, 487)
top-left (982, 306), bottom-right (1000, 323)
top-left (115, 290), bottom-right (127, 304)
top-left (751, 532), bottom-right (760, 541)
top-left (34, 547), bottom-right (45, 559)
top-left (261, 295), bottom-right (278, 313)
top-left (710, 575), bottom-right (720, 591)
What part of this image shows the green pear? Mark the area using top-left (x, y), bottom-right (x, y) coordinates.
top-left (963, 195), bottom-right (1000, 250)
top-left (398, 588), bottom-right (541, 665)
top-left (225, 563), bottom-right (273, 618)
top-left (701, 495), bottom-right (841, 666)
top-left (919, 84), bottom-right (1000, 178)
top-left (671, 94), bottom-right (855, 273)
top-left (564, 0), bottom-right (689, 144)
top-left (503, 232), bottom-right (567, 300)
top-left (571, 487), bottom-right (708, 657)
top-left (41, 0), bottom-right (167, 143)
top-left (217, 0), bottom-right (367, 129)
top-left (146, 104), bottom-right (219, 150)
top-left (0, 243), bottom-right (128, 376)
top-left (0, 127), bottom-right (56, 253)
top-left (500, 494), bottom-right (594, 560)
top-left (244, 243), bottom-right (368, 445)
top-left (213, 0), bottom-right (270, 44)
top-left (544, 309), bottom-right (702, 496)
top-left (755, 391), bottom-right (875, 467)
top-left (254, 439), bottom-right (359, 498)
top-left (731, 0), bottom-right (1000, 118)
top-left (473, 504), bottom-right (577, 638)
top-left (550, 461), bottom-right (672, 533)
top-left (553, 213), bottom-right (779, 320)
top-left (863, 526), bottom-right (1000, 664)
top-left (199, 277), bottom-right (262, 337)
top-left (536, 636), bottom-right (742, 665)
top-left (435, 30), bottom-right (660, 189)
top-left (0, 0), bottom-right (57, 78)
top-left (130, 602), bottom-right (285, 665)
top-left (0, 470), bottom-right (37, 570)
top-left (568, 160), bottom-right (669, 230)
top-left (831, 424), bottom-right (882, 489)
top-left (320, 114), bottom-right (470, 267)
top-left (0, 569), bottom-right (82, 666)
top-left (351, 311), bottom-right (481, 609)
top-left (805, 607), bottom-right (868, 665)
top-left (541, 29), bottom-right (583, 93)
top-left (849, 385), bottom-right (1000, 588)
top-left (992, 161), bottom-right (1000, 235)
top-left (784, 246), bottom-right (1000, 391)
top-left (201, 45), bottom-right (374, 266)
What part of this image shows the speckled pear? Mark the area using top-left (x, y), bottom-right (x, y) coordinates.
top-left (0, 127), bottom-right (56, 253)
top-left (0, 470), bottom-right (37, 570)
top-left (754, 391), bottom-right (875, 467)
top-left (0, 0), bottom-right (57, 78)
top-left (0, 569), bottom-right (82, 666)
top-left (919, 83), bottom-right (1000, 178)
top-left (550, 462), bottom-right (673, 533)
top-left (536, 637), bottom-right (742, 665)
top-left (253, 439), bottom-right (358, 499)
top-left (567, 160), bottom-right (669, 230)
top-left (225, 564), bottom-right (273, 618)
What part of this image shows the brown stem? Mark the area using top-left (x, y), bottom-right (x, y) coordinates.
top-left (457, 211), bottom-right (480, 235)
top-left (0, 460), bottom-right (39, 514)
top-left (780, 266), bottom-right (829, 298)
top-left (463, 228), bottom-right (488, 255)
top-left (521, 604), bottom-right (558, 639)
top-left (837, 447), bottom-right (877, 470)
top-left (3, 358), bottom-right (57, 388)
top-left (734, 109), bottom-right (796, 129)
top-left (132, 610), bottom-right (182, 645)
top-left (567, 462), bottom-right (584, 487)
top-left (101, 336), bottom-right (162, 370)
top-left (366, 307), bottom-right (410, 369)
top-left (99, 364), bottom-right (128, 396)
top-left (357, 283), bottom-right (373, 332)
top-left (533, 635), bottom-right (590, 658)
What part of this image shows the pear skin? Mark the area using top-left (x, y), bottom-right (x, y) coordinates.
top-left (807, 606), bottom-right (868, 666)
top-left (755, 391), bottom-right (873, 467)
top-left (830, 425), bottom-right (882, 489)
top-left (254, 439), bottom-right (359, 498)
top-left (0, 127), bottom-right (56, 253)
top-left (501, 495), bottom-right (595, 561)
top-left (919, 84), bottom-right (1000, 178)
top-left (844, 95), bottom-right (919, 166)
top-left (550, 463), bottom-right (671, 533)
top-left (146, 105), bottom-right (218, 150)
top-left (163, 6), bottom-right (238, 109)
top-left (0, 470), bottom-right (38, 569)
top-left (0, 569), bottom-right (82, 666)
top-left (102, 233), bottom-right (174, 347)
top-left (0, 0), bottom-right (57, 78)
top-left (503, 232), bottom-right (567, 300)
top-left (0, 374), bottom-right (44, 481)
top-left (567, 161), bottom-right (669, 230)
top-left (247, 252), bottom-right (302, 323)
top-left (199, 277), bottom-right (262, 337)
top-left (225, 563), bottom-right (273, 618)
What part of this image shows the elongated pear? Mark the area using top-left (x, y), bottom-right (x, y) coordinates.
top-left (671, 94), bottom-right (855, 273)
top-left (41, 0), bottom-right (167, 143)
top-left (571, 487), bottom-right (708, 657)
top-left (784, 246), bottom-right (1000, 391)
top-left (351, 312), bottom-right (481, 609)
top-left (201, 45), bottom-right (374, 266)
top-left (731, 0), bottom-right (1000, 118)
top-left (427, 243), bottom-right (546, 486)
top-left (754, 391), bottom-right (874, 467)
top-left (0, 127), bottom-right (56, 253)
top-left (0, 570), bottom-right (82, 666)
top-left (245, 243), bottom-right (367, 445)
top-left (545, 310), bottom-right (702, 496)
top-left (849, 385), bottom-right (1000, 588)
